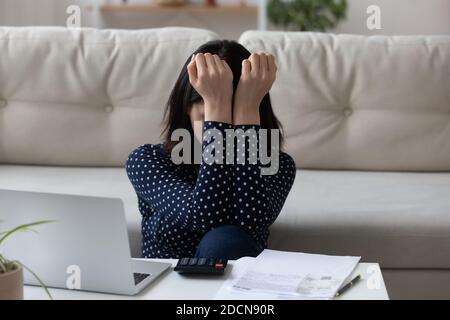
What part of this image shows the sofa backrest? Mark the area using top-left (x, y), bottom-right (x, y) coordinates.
top-left (1, 27), bottom-right (450, 171)
top-left (240, 31), bottom-right (450, 171)
top-left (0, 27), bottom-right (219, 166)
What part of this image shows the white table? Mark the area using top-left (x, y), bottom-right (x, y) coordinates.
top-left (24, 259), bottom-right (389, 300)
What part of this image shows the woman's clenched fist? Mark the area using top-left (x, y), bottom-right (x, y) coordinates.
top-left (233, 53), bottom-right (277, 125)
top-left (187, 53), bottom-right (233, 123)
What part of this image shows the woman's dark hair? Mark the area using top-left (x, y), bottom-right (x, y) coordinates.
top-left (162, 40), bottom-right (284, 169)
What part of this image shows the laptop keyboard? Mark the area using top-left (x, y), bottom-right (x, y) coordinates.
top-left (133, 272), bottom-right (151, 285)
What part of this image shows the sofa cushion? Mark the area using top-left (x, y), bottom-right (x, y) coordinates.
top-left (2, 165), bottom-right (450, 268)
top-left (271, 170), bottom-right (450, 269)
top-left (239, 31), bottom-right (450, 171)
top-left (0, 27), bottom-right (219, 167)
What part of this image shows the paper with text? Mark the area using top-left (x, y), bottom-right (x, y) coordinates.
top-left (215, 249), bottom-right (360, 300)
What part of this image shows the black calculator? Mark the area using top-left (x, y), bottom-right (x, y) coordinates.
top-left (174, 257), bottom-right (228, 275)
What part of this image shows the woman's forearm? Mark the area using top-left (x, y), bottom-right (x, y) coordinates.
top-left (233, 106), bottom-right (260, 125)
top-left (204, 100), bottom-right (233, 124)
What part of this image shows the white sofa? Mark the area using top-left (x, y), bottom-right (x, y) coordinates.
top-left (1, 27), bottom-right (449, 299)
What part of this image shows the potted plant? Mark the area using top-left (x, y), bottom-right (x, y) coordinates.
top-left (267, 0), bottom-right (347, 32)
top-left (0, 221), bottom-right (53, 300)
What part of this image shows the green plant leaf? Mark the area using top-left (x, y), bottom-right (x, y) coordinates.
top-left (0, 254), bottom-right (18, 273)
top-left (19, 261), bottom-right (53, 300)
top-left (0, 255), bottom-right (7, 273)
top-left (0, 220), bottom-right (55, 246)
top-left (0, 220), bottom-right (55, 299)
top-left (267, 0), bottom-right (347, 31)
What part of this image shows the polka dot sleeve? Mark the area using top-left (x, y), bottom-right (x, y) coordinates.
top-left (231, 124), bottom-right (297, 248)
top-left (126, 121), bottom-right (234, 236)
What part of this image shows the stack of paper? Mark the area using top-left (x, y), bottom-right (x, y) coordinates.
top-left (214, 249), bottom-right (360, 300)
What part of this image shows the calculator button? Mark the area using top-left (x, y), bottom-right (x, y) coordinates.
top-left (188, 258), bottom-right (198, 265)
top-left (215, 263), bottom-right (224, 269)
top-left (180, 258), bottom-right (189, 266)
top-left (207, 259), bottom-right (215, 266)
top-left (198, 258), bottom-right (207, 266)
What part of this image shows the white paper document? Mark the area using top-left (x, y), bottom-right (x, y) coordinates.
top-left (231, 270), bottom-right (306, 295)
top-left (215, 249), bottom-right (360, 300)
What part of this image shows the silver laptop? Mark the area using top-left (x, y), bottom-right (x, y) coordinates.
top-left (0, 189), bottom-right (171, 295)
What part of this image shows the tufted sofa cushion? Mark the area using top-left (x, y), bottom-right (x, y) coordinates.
top-left (239, 31), bottom-right (450, 171)
top-left (3, 164), bottom-right (450, 269)
top-left (0, 27), bottom-right (219, 166)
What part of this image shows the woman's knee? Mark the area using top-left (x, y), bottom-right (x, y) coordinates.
top-left (195, 225), bottom-right (262, 259)
top-left (200, 225), bottom-right (252, 246)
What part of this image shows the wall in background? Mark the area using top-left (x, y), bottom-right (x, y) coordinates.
top-left (0, 0), bottom-right (258, 39)
top-left (333, 0), bottom-right (450, 35)
top-left (0, 0), bottom-right (449, 39)
top-left (0, 0), bottom-right (104, 26)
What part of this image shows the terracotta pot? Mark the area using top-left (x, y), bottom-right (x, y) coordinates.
top-left (0, 264), bottom-right (24, 300)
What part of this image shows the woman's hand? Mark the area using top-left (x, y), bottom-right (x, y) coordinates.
top-left (233, 53), bottom-right (277, 125)
top-left (187, 53), bottom-right (233, 123)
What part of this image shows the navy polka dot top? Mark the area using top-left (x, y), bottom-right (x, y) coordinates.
top-left (126, 121), bottom-right (296, 258)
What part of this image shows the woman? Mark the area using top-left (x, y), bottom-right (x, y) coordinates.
top-left (126, 40), bottom-right (296, 259)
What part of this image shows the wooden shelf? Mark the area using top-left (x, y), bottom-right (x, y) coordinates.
top-left (100, 3), bottom-right (258, 14)
top-left (100, 3), bottom-right (257, 14)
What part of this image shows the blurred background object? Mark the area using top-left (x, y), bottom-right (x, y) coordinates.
top-left (267, 0), bottom-right (347, 32)
top-left (154, 0), bottom-right (185, 6)
top-left (0, 0), bottom-right (449, 39)
top-left (99, 0), bottom-right (260, 39)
